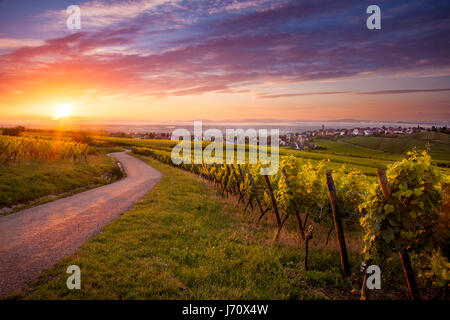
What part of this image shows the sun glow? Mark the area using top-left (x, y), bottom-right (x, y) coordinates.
top-left (54, 103), bottom-right (74, 119)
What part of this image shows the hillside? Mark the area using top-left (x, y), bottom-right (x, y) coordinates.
top-left (310, 132), bottom-right (450, 167)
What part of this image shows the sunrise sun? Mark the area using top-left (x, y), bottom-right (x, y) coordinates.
top-left (54, 103), bottom-right (74, 120)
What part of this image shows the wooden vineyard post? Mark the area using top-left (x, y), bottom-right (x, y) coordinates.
top-left (268, 170), bottom-right (289, 241)
top-left (247, 170), bottom-right (265, 216)
top-left (213, 164), bottom-right (219, 189)
top-left (222, 165), bottom-right (228, 197)
top-left (304, 225), bottom-right (314, 270)
top-left (224, 165), bottom-right (230, 198)
top-left (360, 260), bottom-right (370, 300)
top-left (258, 207), bottom-right (271, 223)
top-left (377, 168), bottom-right (393, 203)
top-left (295, 213), bottom-right (306, 241)
top-left (274, 213), bottom-right (289, 241)
top-left (217, 165), bottom-right (225, 195)
top-left (236, 173), bottom-right (245, 204)
top-left (263, 174), bottom-right (282, 227)
top-left (326, 170), bottom-right (350, 277)
top-left (237, 164), bottom-right (253, 211)
top-left (377, 168), bottom-right (421, 300)
top-left (398, 251), bottom-right (420, 300)
top-left (230, 164), bottom-right (244, 204)
top-left (282, 169), bottom-right (305, 240)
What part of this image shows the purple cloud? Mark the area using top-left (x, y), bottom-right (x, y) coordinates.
top-left (0, 0), bottom-right (449, 98)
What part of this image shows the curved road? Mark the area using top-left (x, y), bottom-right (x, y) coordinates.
top-left (0, 152), bottom-right (162, 297)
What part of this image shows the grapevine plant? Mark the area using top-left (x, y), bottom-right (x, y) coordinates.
top-left (359, 150), bottom-right (449, 287)
top-left (133, 145), bottom-right (449, 292)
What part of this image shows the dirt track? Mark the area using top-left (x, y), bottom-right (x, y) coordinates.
top-left (0, 152), bottom-right (162, 297)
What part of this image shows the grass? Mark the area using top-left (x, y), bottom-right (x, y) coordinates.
top-left (296, 134), bottom-right (450, 174)
top-left (0, 152), bottom-right (121, 213)
top-left (10, 155), bottom-right (416, 300)
top-left (310, 139), bottom-right (402, 161)
top-left (88, 146), bottom-right (125, 155)
top-left (280, 147), bottom-right (394, 176)
top-left (341, 132), bottom-right (450, 164)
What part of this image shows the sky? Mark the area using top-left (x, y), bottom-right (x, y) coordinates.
top-left (0, 0), bottom-right (449, 124)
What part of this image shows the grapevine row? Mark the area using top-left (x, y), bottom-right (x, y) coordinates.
top-left (132, 146), bottom-right (449, 299)
top-left (0, 135), bottom-right (88, 165)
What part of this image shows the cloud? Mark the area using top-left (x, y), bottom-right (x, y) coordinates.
top-left (208, 0), bottom-right (273, 14)
top-left (0, 38), bottom-right (45, 49)
top-left (258, 88), bottom-right (450, 98)
top-left (40, 0), bottom-right (176, 30)
top-left (257, 91), bottom-right (350, 99)
top-left (1, 0), bottom-right (450, 100)
top-left (355, 88), bottom-right (450, 95)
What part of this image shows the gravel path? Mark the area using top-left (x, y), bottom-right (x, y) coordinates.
top-left (0, 152), bottom-right (162, 297)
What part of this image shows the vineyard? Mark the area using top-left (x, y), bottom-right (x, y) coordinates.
top-left (96, 135), bottom-right (450, 176)
top-left (132, 145), bottom-right (450, 299)
top-left (0, 135), bottom-right (88, 165)
top-left (3, 129), bottom-right (448, 299)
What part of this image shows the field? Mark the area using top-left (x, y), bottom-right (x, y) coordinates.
top-left (92, 134), bottom-right (450, 176)
top-left (92, 136), bottom-right (385, 176)
top-left (125, 135), bottom-right (449, 300)
top-left (342, 132), bottom-right (450, 159)
top-left (0, 147), bottom-right (123, 214)
top-left (310, 132), bottom-right (450, 167)
top-left (307, 139), bottom-right (401, 160)
top-left (13, 155), bottom-right (413, 300)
